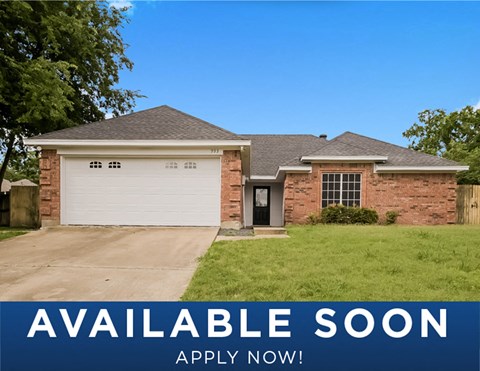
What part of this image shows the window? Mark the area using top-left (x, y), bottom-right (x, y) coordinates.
top-left (255, 188), bottom-right (269, 207)
top-left (322, 173), bottom-right (361, 207)
top-left (184, 161), bottom-right (197, 169)
top-left (165, 161), bottom-right (178, 169)
top-left (108, 161), bottom-right (121, 169)
top-left (89, 161), bottom-right (102, 169)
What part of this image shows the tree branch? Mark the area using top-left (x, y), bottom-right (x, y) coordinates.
top-left (0, 132), bottom-right (16, 187)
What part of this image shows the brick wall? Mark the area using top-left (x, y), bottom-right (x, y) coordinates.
top-left (221, 150), bottom-right (243, 228)
top-left (284, 163), bottom-right (457, 225)
top-left (284, 172), bottom-right (319, 224)
top-left (366, 171), bottom-right (457, 224)
top-left (39, 149), bottom-right (61, 226)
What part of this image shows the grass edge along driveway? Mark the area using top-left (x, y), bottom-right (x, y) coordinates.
top-left (0, 227), bottom-right (28, 241)
top-left (182, 225), bottom-right (480, 301)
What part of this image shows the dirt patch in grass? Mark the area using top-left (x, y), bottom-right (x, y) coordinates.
top-left (218, 228), bottom-right (254, 237)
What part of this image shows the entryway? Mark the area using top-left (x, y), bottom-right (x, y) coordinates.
top-left (245, 182), bottom-right (284, 227)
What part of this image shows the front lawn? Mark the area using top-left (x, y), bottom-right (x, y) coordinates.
top-left (182, 225), bottom-right (480, 301)
top-left (0, 227), bottom-right (28, 241)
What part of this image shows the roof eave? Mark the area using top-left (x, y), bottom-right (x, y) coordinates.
top-left (249, 165), bottom-right (312, 182)
top-left (24, 139), bottom-right (251, 149)
top-left (374, 164), bottom-right (470, 173)
top-left (301, 155), bottom-right (388, 163)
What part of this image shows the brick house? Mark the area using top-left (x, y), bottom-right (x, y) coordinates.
top-left (25, 105), bottom-right (468, 228)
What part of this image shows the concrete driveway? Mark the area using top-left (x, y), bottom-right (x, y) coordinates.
top-left (0, 227), bottom-right (218, 301)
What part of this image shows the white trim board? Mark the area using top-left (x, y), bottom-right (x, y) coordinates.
top-left (374, 164), bottom-right (470, 173)
top-left (56, 148), bottom-right (224, 157)
top-left (301, 155), bottom-right (388, 163)
top-left (249, 165), bottom-right (312, 182)
top-left (24, 139), bottom-right (251, 148)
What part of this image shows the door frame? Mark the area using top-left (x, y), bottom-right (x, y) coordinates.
top-left (252, 186), bottom-right (271, 226)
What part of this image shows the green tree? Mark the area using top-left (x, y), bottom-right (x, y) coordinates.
top-left (403, 106), bottom-right (480, 184)
top-left (0, 1), bottom-right (141, 187)
top-left (5, 149), bottom-right (39, 183)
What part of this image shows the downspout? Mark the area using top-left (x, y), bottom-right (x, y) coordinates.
top-left (242, 175), bottom-right (246, 228)
top-left (281, 178), bottom-right (285, 226)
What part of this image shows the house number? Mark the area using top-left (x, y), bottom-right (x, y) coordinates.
top-left (211, 149), bottom-right (220, 154)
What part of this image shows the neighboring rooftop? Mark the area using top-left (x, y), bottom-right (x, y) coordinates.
top-left (240, 134), bottom-right (327, 176)
top-left (29, 105), bottom-right (241, 141)
top-left (11, 179), bottom-right (38, 187)
top-left (1, 179), bottom-right (11, 193)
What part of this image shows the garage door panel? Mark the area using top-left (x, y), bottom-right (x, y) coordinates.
top-left (63, 157), bottom-right (221, 226)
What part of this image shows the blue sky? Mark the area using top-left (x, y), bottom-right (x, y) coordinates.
top-left (114, 1), bottom-right (480, 146)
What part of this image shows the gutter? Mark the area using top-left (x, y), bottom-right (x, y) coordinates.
top-left (374, 164), bottom-right (470, 173)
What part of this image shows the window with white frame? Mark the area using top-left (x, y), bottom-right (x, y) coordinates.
top-left (184, 161), bottom-right (197, 169)
top-left (165, 161), bottom-right (178, 169)
top-left (89, 161), bottom-right (102, 169)
top-left (108, 161), bottom-right (121, 169)
top-left (321, 173), bottom-right (361, 207)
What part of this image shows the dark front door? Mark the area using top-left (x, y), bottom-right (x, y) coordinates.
top-left (253, 186), bottom-right (270, 225)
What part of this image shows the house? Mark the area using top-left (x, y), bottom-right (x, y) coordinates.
top-left (1, 179), bottom-right (11, 194)
top-left (24, 105), bottom-right (468, 228)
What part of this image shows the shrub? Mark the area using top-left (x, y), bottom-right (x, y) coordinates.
top-left (320, 204), bottom-right (379, 225)
top-left (306, 212), bottom-right (321, 225)
top-left (385, 211), bottom-right (399, 225)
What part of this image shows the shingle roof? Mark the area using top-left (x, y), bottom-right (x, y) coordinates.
top-left (240, 135), bottom-right (327, 176)
top-left (244, 131), bottom-right (462, 176)
top-left (334, 132), bottom-right (460, 167)
top-left (27, 104), bottom-right (462, 173)
top-left (303, 136), bottom-right (385, 157)
top-left (29, 105), bottom-right (241, 141)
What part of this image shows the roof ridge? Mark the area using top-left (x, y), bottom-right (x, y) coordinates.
top-left (35, 105), bottom-right (240, 139)
top-left (34, 106), bottom-right (160, 138)
top-left (164, 105), bottom-right (240, 138)
top-left (334, 137), bottom-right (384, 155)
top-left (300, 135), bottom-right (381, 158)
top-left (336, 131), bottom-right (445, 159)
top-left (240, 134), bottom-right (320, 137)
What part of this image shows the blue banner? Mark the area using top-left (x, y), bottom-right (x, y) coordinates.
top-left (0, 302), bottom-right (478, 370)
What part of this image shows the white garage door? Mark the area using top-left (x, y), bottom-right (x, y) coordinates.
top-left (62, 157), bottom-right (221, 226)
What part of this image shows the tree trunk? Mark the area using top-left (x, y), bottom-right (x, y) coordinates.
top-left (0, 133), bottom-right (16, 188)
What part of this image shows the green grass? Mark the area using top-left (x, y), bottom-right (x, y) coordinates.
top-left (0, 227), bottom-right (28, 241)
top-left (182, 225), bottom-right (480, 301)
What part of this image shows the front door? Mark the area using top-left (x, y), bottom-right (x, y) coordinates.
top-left (253, 186), bottom-right (270, 225)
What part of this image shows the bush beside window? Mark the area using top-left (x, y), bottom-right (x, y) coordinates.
top-left (320, 204), bottom-right (379, 225)
top-left (385, 210), bottom-right (399, 225)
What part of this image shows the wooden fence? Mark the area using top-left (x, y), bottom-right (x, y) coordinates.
top-left (457, 185), bottom-right (480, 224)
top-left (10, 185), bottom-right (40, 228)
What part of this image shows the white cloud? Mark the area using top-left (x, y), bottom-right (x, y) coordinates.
top-left (474, 99), bottom-right (480, 111)
top-left (109, 0), bottom-right (134, 14)
top-left (105, 112), bottom-right (114, 119)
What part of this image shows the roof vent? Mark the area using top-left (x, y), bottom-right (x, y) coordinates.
top-left (319, 134), bottom-right (327, 139)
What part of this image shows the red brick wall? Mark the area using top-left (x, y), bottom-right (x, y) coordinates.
top-left (39, 149), bottom-right (61, 226)
top-left (366, 171), bottom-right (457, 224)
top-left (221, 150), bottom-right (243, 227)
top-left (284, 172), bottom-right (319, 224)
top-left (284, 163), bottom-right (457, 225)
